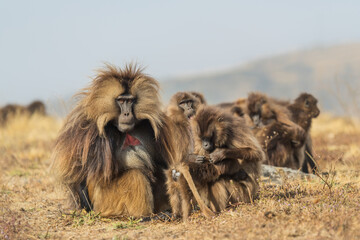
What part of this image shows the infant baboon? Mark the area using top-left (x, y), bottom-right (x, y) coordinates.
top-left (187, 106), bottom-right (264, 212)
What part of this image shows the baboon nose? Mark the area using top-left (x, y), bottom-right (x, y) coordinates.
top-left (202, 141), bottom-right (213, 151)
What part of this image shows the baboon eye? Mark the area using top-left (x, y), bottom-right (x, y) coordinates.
top-left (304, 100), bottom-right (309, 108)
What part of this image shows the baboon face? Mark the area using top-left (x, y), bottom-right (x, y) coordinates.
top-left (115, 93), bottom-right (137, 132)
top-left (171, 92), bottom-right (201, 120)
top-left (83, 64), bottom-right (162, 136)
top-left (191, 107), bottom-right (233, 154)
top-left (247, 93), bottom-right (266, 126)
top-left (297, 94), bottom-right (320, 118)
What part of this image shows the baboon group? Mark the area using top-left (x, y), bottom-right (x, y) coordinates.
top-left (0, 100), bottom-right (46, 125)
top-left (51, 64), bottom-right (320, 220)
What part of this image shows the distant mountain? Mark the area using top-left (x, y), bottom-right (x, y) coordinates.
top-left (161, 43), bottom-right (360, 115)
top-left (46, 43), bottom-right (360, 117)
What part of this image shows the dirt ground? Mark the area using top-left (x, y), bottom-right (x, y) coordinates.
top-left (1, 114), bottom-right (360, 240)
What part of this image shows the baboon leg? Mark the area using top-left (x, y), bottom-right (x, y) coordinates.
top-left (304, 135), bottom-right (318, 173)
top-left (268, 144), bottom-right (288, 167)
top-left (208, 179), bottom-right (228, 212)
top-left (88, 169), bottom-right (154, 217)
top-left (178, 177), bottom-right (192, 219)
top-left (179, 165), bottom-right (215, 218)
top-left (301, 158), bottom-right (309, 173)
top-left (294, 145), bottom-right (305, 170)
top-left (168, 186), bottom-right (182, 218)
top-left (165, 169), bottom-right (182, 218)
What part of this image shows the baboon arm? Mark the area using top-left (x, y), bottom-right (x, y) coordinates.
top-left (210, 147), bottom-right (262, 164)
top-left (276, 110), bottom-right (306, 136)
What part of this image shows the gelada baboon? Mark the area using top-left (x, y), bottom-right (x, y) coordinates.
top-left (165, 92), bottom-right (214, 219)
top-left (256, 121), bottom-right (306, 169)
top-left (247, 92), bottom-right (293, 128)
top-left (51, 64), bottom-right (176, 217)
top-left (246, 92), bottom-right (307, 169)
top-left (27, 100), bottom-right (46, 115)
top-left (251, 92), bottom-right (319, 172)
top-left (190, 91), bottom-right (207, 105)
top-left (187, 106), bottom-right (264, 212)
top-left (0, 100), bottom-right (46, 125)
top-left (287, 93), bottom-right (320, 173)
top-left (217, 100), bottom-right (248, 119)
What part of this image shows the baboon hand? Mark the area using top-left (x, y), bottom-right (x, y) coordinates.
top-left (195, 155), bottom-right (207, 163)
top-left (209, 149), bottom-right (224, 163)
top-left (171, 169), bottom-right (181, 181)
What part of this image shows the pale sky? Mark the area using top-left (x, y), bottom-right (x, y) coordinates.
top-left (1, 0), bottom-right (360, 105)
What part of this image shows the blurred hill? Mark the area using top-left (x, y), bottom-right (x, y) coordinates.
top-left (162, 43), bottom-right (360, 115)
top-left (45, 43), bottom-right (360, 117)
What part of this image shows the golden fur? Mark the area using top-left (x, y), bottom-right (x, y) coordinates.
top-left (51, 64), bottom-right (175, 217)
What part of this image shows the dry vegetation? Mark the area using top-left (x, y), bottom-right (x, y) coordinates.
top-left (1, 113), bottom-right (360, 240)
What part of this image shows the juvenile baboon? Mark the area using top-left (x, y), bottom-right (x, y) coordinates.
top-left (287, 93), bottom-right (320, 173)
top-left (187, 106), bottom-right (264, 212)
top-left (165, 92), bottom-right (214, 219)
top-left (51, 64), bottom-right (177, 217)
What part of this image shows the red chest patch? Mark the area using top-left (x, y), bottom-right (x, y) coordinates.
top-left (122, 133), bottom-right (141, 150)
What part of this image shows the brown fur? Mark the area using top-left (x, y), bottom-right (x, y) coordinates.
top-left (27, 100), bottom-right (46, 115)
top-left (51, 64), bottom-right (176, 217)
top-left (252, 92), bottom-right (319, 172)
top-left (247, 92), bottom-right (294, 128)
top-left (217, 99), bottom-right (250, 120)
top-left (188, 106), bottom-right (264, 212)
top-left (0, 100), bottom-right (46, 125)
top-left (287, 93), bottom-right (320, 173)
top-left (255, 121), bottom-right (306, 169)
top-left (165, 92), bottom-right (214, 219)
top-left (190, 91), bottom-right (207, 105)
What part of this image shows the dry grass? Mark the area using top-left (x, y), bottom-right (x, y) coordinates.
top-left (1, 114), bottom-right (359, 240)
